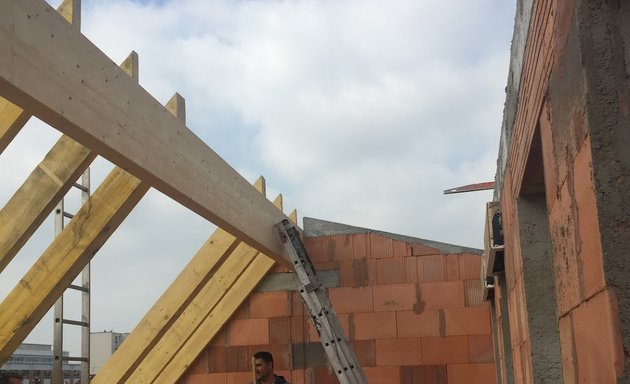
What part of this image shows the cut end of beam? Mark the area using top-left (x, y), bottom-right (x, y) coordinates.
top-left (57, 0), bottom-right (81, 29)
top-left (165, 93), bottom-right (186, 124)
top-left (121, 51), bottom-right (139, 82)
top-left (272, 194), bottom-right (283, 210)
top-left (289, 209), bottom-right (297, 225)
top-left (253, 176), bottom-right (266, 197)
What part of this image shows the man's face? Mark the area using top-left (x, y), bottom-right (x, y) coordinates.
top-left (254, 358), bottom-right (273, 381)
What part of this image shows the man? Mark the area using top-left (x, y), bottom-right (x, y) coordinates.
top-left (253, 351), bottom-right (288, 384)
top-left (0, 372), bottom-right (23, 384)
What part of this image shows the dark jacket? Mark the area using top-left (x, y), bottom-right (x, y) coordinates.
top-left (255, 375), bottom-right (289, 384)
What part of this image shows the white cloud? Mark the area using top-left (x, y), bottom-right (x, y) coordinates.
top-left (1, 0), bottom-right (515, 354)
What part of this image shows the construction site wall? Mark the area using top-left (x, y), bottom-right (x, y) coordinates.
top-left (492, 0), bottom-right (629, 383)
top-left (178, 218), bottom-right (496, 384)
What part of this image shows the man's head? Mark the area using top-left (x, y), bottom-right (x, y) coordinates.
top-left (0, 372), bottom-right (23, 384)
top-left (253, 351), bottom-right (274, 382)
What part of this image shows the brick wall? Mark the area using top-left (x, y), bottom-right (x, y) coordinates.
top-left (178, 222), bottom-right (496, 384)
top-left (492, 0), bottom-right (628, 383)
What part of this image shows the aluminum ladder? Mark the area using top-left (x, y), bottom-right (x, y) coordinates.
top-left (52, 169), bottom-right (91, 384)
top-left (276, 219), bottom-right (367, 384)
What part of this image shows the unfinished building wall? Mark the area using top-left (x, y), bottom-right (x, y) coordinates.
top-left (178, 218), bottom-right (496, 384)
top-left (492, 0), bottom-right (629, 383)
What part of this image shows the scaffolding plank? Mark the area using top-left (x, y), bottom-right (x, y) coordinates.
top-left (0, 0), bottom-right (290, 262)
top-left (0, 167), bottom-right (149, 363)
top-left (91, 177), bottom-right (266, 384)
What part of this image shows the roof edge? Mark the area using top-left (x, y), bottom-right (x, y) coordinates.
top-left (303, 217), bottom-right (482, 255)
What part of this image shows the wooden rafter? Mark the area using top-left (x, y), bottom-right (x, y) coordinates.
top-left (0, 0), bottom-right (292, 262)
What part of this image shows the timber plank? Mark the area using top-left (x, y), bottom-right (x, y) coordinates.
top-left (91, 176), bottom-right (265, 384)
top-left (0, 0), bottom-right (291, 262)
top-left (154, 254), bottom-right (275, 384)
top-left (0, 167), bottom-right (149, 363)
top-left (0, 0), bottom-right (77, 154)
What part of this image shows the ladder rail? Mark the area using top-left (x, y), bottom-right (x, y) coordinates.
top-left (277, 220), bottom-right (367, 384)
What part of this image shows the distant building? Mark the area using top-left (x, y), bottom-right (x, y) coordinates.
top-left (0, 343), bottom-right (80, 384)
top-left (89, 331), bottom-right (129, 375)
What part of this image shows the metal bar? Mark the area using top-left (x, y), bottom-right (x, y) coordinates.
top-left (52, 199), bottom-right (64, 384)
top-left (62, 356), bottom-right (89, 363)
top-left (68, 284), bottom-right (89, 293)
top-left (443, 181), bottom-right (495, 195)
top-left (80, 168), bottom-right (91, 383)
top-left (72, 182), bottom-right (89, 192)
top-left (61, 319), bottom-right (89, 327)
top-left (63, 211), bottom-right (74, 219)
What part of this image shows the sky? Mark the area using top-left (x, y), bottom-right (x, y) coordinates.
top-left (0, 0), bottom-right (516, 356)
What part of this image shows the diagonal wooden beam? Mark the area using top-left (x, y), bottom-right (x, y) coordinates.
top-left (142, 195), bottom-right (284, 384)
top-left (0, 52), bottom-right (137, 273)
top-left (0, 0), bottom-right (291, 262)
top-left (155, 254), bottom-right (275, 384)
top-left (0, 167), bottom-right (150, 363)
top-left (0, 0), bottom-right (77, 154)
top-left (91, 176), bottom-right (265, 384)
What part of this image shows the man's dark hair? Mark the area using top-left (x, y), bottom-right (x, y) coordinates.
top-left (0, 372), bottom-right (23, 384)
top-left (253, 351), bottom-right (274, 365)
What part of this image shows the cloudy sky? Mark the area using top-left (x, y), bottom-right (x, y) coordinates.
top-left (0, 0), bottom-right (515, 355)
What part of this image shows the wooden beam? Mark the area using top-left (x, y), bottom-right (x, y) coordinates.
top-left (91, 175), bottom-right (266, 384)
top-left (142, 196), bottom-right (283, 384)
top-left (0, 167), bottom-right (150, 363)
top-left (0, 51), bottom-right (138, 273)
top-left (0, 0), bottom-right (78, 154)
top-left (0, 0), bottom-right (291, 262)
top-left (154, 254), bottom-right (275, 384)
top-left (126, 243), bottom-right (263, 383)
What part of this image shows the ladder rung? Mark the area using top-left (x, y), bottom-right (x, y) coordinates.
top-left (63, 211), bottom-right (74, 219)
top-left (62, 319), bottom-right (89, 327)
top-left (72, 182), bottom-right (89, 192)
top-left (68, 284), bottom-right (89, 293)
top-left (62, 356), bottom-right (88, 363)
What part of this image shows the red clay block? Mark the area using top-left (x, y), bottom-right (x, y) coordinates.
top-left (375, 258), bottom-right (405, 284)
top-left (573, 139), bottom-right (605, 298)
top-left (207, 346), bottom-right (227, 372)
top-left (362, 366), bottom-right (401, 384)
top-left (269, 317), bottom-right (291, 344)
top-left (291, 370), bottom-right (305, 384)
top-left (232, 300), bottom-right (250, 320)
top-left (392, 240), bottom-right (408, 257)
top-left (209, 327), bottom-right (227, 348)
top-left (187, 349), bottom-right (208, 374)
top-left (339, 260), bottom-right (355, 287)
top-left (324, 235), bottom-right (353, 260)
top-left (328, 286), bottom-right (373, 313)
top-left (291, 316), bottom-right (306, 343)
top-left (559, 314), bottom-right (577, 383)
top-left (572, 288), bottom-right (624, 382)
top-left (396, 310), bottom-right (441, 338)
top-left (304, 237), bottom-right (327, 263)
top-left (291, 291), bottom-right (305, 317)
top-left (457, 253), bottom-right (481, 280)
top-left (464, 280), bottom-right (484, 307)
top-left (227, 318), bottom-right (269, 346)
top-left (404, 257), bottom-right (418, 283)
top-left (373, 283), bottom-right (417, 312)
top-left (340, 259), bottom-right (376, 287)
top-left (312, 260), bottom-right (340, 270)
top-left (226, 372), bottom-right (252, 384)
top-left (224, 346), bottom-right (250, 372)
top-left (422, 336), bottom-right (469, 364)
top-left (354, 311), bottom-right (397, 340)
top-left (180, 373), bottom-right (209, 384)
top-left (400, 365), bottom-right (447, 384)
top-left (408, 243), bottom-right (440, 256)
top-left (369, 234), bottom-right (393, 258)
top-left (249, 291), bottom-right (290, 318)
top-left (205, 373), bottom-right (227, 384)
top-left (444, 254), bottom-right (460, 280)
top-left (468, 334), bottom-right (494, 363)
top-left (351, 234), bottom-right (370, 259)
top-left (446, 363), bottom-right (496, 384)
top-left (351, 340), bottom-right (376, 367)
top-left (417, 281), bottom-right (465, 310)
top-left (417, 255), bottom-right (446, 282)
top-left (375, 338), bottom-right (423, 366)
top-left (444, 306), bottom-right (491, 336)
